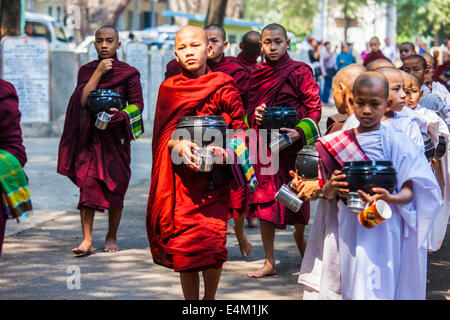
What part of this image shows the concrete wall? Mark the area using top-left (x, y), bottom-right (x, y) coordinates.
top-left (15, 46), bottom-right (311, 137)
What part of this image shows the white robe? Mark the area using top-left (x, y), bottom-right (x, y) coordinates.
top-left (342, 109), bottom-right (426, 149)
top-left (338, 125), bottom-right (441, 299)
top-left (414, 104), bottom-right (450, 251)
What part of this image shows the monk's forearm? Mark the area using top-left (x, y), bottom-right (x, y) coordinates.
top-left (388, 180), bottom-right (414, 205)
top-left (81, 70), bottom-right (103, 108)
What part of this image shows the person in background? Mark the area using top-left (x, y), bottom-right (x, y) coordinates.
top-left (308, 38), bottom-right (322, 83)
top-left (336, 43), bottom-right (355, 71)
top-left (320, 42), bottom-right (337, 104)
top-left (382, 37), bottom-right (396, 62)
top-left (399, 42), bottom-right (416, 63)
top-left (363, 37), bottom-right (388, 66)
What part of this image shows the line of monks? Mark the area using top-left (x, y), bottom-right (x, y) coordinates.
top-left (1, 22), bottom-right (448, 301)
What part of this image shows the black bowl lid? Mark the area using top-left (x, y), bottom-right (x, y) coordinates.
top-left (342, 161), bottom-right (396, 173)
top-left (297, 145), bottom-right (319, 157)
top-left (88, 89), bottom-right (122, 98)
top-left (178, 115), bottom-right (227, 128)
top-left (262, 106), bottom-right (298, 117)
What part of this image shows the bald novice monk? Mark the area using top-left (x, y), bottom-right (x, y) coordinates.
top-left (363, 37), bottom-right (389, 67)
top-left (227, 31), bottom-right (262, 74)
top-left (420, 52), bottom-right (450, 105)
top-left (326, 64), bottom-right (366, 134)
top-left (247, 23), bottom-right (322, 278)
top-left (146, 26), bottom-right (247, 300)
top-left (58, 25), bottom-right (144, 256)
top-left (366, 58), bottom-right (395, 71)
top-left (309, 71), bottom-right (439, 299)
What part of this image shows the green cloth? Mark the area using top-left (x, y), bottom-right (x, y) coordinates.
top-left (0, 150), bottom-right (33, 222)
top-left (296, 118), bottom-right (320, 146)
top-left (226, 138), bottom-right (258, 192)
top-left (123, 104), bottom-right (143, 140)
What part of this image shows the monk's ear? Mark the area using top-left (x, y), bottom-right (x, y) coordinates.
top-left (419, 89), bottom-right (423, 100)
top-left (117, 40), bottom-right (121, 49)
top-left (174, 51), bottom-right (180, 63)
top-left (386, 98), bottom-right (394, 112)
top-left (207, 43), bottom-right (213, 59)
top-left (339, 82), bottom-right (346, 93)
top-left (286, 38), bottom-right (291, 47)
top-left (224, 41), bottom-right (229, 49)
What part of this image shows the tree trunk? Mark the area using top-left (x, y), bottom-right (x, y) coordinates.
top-left (0, 0), bottom-right (21, 39)
top-left (343, 0), bottom-right (349, 44)
top-left (205, 0), bottom-right (228, 27)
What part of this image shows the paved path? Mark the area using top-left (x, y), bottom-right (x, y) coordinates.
top-left (0, 105), bottom-right (448, 300)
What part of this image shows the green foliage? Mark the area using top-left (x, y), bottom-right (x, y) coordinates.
top-left (396, 0), bottom-right (450, 41)
top-left (243, 0), bottom-right (320, 36)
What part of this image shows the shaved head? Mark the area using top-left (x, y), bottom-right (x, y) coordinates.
top-left (241, 31), bottom-right (261, 58)
top-left (261, 23), bottom-right (288, 40)
top-left (405, 72), bottom-right (420, 87)
top-left (174, 25), bottom-right (210, 76)
top-left (95, 25), bottom-right (119, 40)
top-left (353, 71), bottom-right (389, 100)
top-left (366, 58), bottom-right (395, 71)
top-left (175, 25), bottom-right (208, 46)
top-left (332, 64), bottom-right (366, 114)
top-left (373, 66), bottom-right (402, 79)
top-left (420, 52), bottom-right (436, 68)
top-left (334, 64), bottom-right (367, 90)
top-left (204, 24), bottom-right (226, 41)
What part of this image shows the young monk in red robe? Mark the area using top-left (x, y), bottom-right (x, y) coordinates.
top-left (0, 79), bottom-right (28, 255)
top-left (146, 25), bottom-right (246, 300)
top-left (226, 31), bottom-right (262, 74)
top-left (203, 24), bottom-right (253, 255)
top-left (165, 26), bottom-right (251, 254)
top-left (247, 23), bottom-right (322, 278)
top-left (363, 37), bottom-right (388, 67)
top-left (57, 25), bottom-right (144, 256)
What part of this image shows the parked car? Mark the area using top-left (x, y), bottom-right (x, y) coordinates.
top-left (24, 11), bottom-right (71, 51)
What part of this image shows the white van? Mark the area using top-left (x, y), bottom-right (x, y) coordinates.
top-left (24, 11), bottom-right (71, 51)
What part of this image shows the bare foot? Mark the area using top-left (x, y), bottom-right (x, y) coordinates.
top-left (72, 240), bottom-right (94, 256)
top-left (226, 223), bottom-right (235, 234)
top-left (247, 217), bottom-right (258, 228)
top-left (248, 261), bottom-right (276, 278)
top-left (104, 238), bottom-right (120, 253)
top-left (293, 231), bottom-right (307, 258)
top-left (236, 233), bottom-right (253, 257)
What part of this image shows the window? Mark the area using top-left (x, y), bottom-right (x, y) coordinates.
top-left (30, 22), bottom-right (51, 42)
top-left (48, 6), bottom-right (53, 17)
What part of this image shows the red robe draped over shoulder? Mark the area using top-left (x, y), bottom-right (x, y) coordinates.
top-left (57, 55), bottom-right (144, 210)
top-left (147, 69), bottom-right (246, 272)
top-left (363, 50), bottom-right (388, 66)
top-left (247, 53), bottom-right (322, 229)
top-left (0, 79), bottom-right (27, 255)
top-left (227, 52), bottom-right (259, 74)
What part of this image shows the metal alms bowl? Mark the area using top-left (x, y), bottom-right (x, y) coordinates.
top-left (295, 145), bottom-right (319, 179)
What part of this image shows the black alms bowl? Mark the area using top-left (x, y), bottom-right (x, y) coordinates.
top-left (342, 161), bottom-right (397, 194)
top-left (260, 106), bottom-right (298, 130)
top-left (295, 145), bottom-right (319, 179)
top-left (435, 135), bottom-right (447, 159)
top-left (424, 137), bottom-right (436, 161)
top-left (176, 115), bottom-right (228, 148)
top-left (87, 89), bottom-right (123, 114)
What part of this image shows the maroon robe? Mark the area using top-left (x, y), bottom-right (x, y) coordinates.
top-left (57, 54), bottom-right (144, 211)
top-left (247, 53), bottom-right (322, 229)
top-left (226, 52), bottom-right (259, 74)
top-left (165, 59), bottom-right (183, 80)
top-left (363, 50), bottom-right (388, 67)
top-left (146, 68), bottom-right (246, 272)
top-left (0, 79), bottom-right (27, 255)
